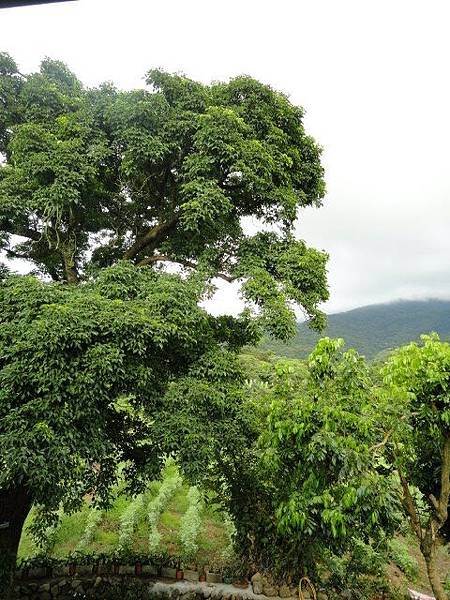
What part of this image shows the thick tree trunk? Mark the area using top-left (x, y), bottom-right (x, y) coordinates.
top-left (0, 485), bottom-right (32, 599)
top-left (423, 542), bottom-right (446, 600)
top-left (123, 218), bottom-right (178, 261)
top-left (398, 433), bottom-right (450, 600)
top-left (62, 248), bottom-right (78, 284)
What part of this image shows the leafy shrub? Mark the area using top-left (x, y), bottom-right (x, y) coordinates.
top-left (18, 554), bottom-right (64, 570)
top-left (28, 506), bottom-right (62, 556)
top-left (389, 538), bottom-right (419, 582)
top-left (19, 549), bottom-right (182, 571)
top-left (323, 539), bottom-right (390, 600)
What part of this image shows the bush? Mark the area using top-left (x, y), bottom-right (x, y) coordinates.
top-left (323, 539), bottom-right (390, 600)
top-left (28, 506), bottom-right (63, 556)
top-left (389, 538), bottom-right (419, 582)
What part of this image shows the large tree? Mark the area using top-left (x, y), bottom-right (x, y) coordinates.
top-left (0, 54), bottom-right (329, 593)
top-left (0, 53), bottom-right (328, 337)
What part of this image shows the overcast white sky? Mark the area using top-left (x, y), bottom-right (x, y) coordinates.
top-left (1, 0), bottom-right (449, 314)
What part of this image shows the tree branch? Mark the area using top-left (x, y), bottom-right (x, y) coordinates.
top-left (429, 494), bottom-right (440, 513)
top-left (123, 218), bottom-right (178, 261)
top-left (1, 225), bottom-right (41, 242)
top-left (397, 464), bottom-right (423, 541)
top-left (18, 228), bottom-right (41, 242)
top-left (437, 431), bottom-right (450, 525)
top-left (370, 429), bottom-right (393, 452)
top-left (5, 249), bottom-right (29, 261)
top-left (137, 254), bottom-right (236, 283)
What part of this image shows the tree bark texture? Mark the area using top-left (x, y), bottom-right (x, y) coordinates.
top-left (0, 485), bottom-right (32, 600)
top-left (422, 531), bottom-right (446, 600)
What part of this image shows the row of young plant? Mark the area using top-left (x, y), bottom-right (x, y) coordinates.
top-left (116, 463), bottom-right (205, 560)
top-left (147, 469), bottom-right (183, 553)
top-left (179, 486), bottom-right (202, 560)
top-left (25, 462), bottom-right (206, 565)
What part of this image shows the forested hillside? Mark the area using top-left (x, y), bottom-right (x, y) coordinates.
top-left (261, 299), bottom-right (450, 360)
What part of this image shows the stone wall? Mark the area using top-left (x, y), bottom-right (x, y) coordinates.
top-left (13, 574), bottom-right (325, 600)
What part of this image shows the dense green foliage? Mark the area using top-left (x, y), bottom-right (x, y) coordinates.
top-left (162, 339), bottom-right (402, 592)
top-left (0, 261), bottom-right (255, 593)
top-left (12, 334), bottom-right (450, 598)
top-left (0, 52), bottom-right (330, 594)
top-left (251, 342), bottom-right (401, 582)
top-left (261, 299), bottom-right (450, 360)
top-left (0, 262), bottom-right (238, 510)
top-left (163, 336), bottom-right (450, 597)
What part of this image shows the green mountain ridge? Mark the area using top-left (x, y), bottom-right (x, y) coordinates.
top-left (261, 299), bottom-right (450, 360)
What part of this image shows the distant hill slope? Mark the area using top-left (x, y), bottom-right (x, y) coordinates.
top-left (261, 299), bottom-right (450, 360)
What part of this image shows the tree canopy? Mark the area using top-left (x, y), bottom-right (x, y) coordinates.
top-left (0, 53), bottom-right (328, 338)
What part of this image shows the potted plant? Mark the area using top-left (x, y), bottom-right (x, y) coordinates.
top-left (205, 561), bottom-right (223, 584)
top-left (69, 550), bottom-right (97, 576)
top-left (112, 549), bottom-right (122, 575)
top-left (175, 557), bottom-right (184, 580)
top-left (160, 554), bottom-right (179, 580)
top-left (95, 552), bottom-right (113, 575)
top-left (133, 552), bottom-right (146, 576)
top-left (197, 559), bottom-right (208, 581)
top-left (140, 551), bottom-right (163, 577)
top-left (181, 552), bottom-right (200, 582)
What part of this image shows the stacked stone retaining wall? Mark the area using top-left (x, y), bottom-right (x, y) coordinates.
top-left (13, 575), bottom-right (325, 600)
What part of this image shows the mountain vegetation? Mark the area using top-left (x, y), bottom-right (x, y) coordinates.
top-left (261, 299), bottom-right (450, 360)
